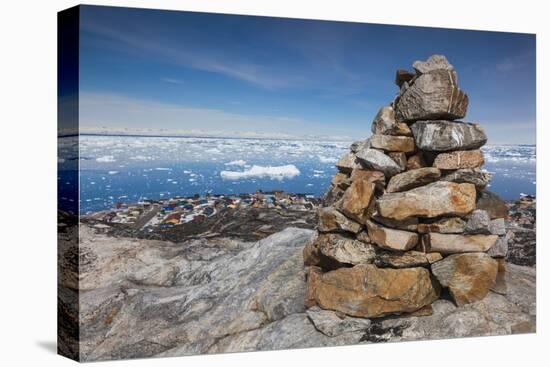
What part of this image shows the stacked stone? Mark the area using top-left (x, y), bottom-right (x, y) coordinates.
top-left (304, 55), bottom-right (510, 321)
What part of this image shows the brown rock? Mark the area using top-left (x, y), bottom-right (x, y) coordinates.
top-left (433, 150), bottom-right (485, 170)
top-left (406, 152), bottom-right (427, 170)
top-left (366, 220), bottom-right (418, 251)
top-left (331, 172), bottom-right (351, 190)
top-left (316, 233), bottom-right (377, 266)
top-left (323, 184), bottom-right (345, 207)
top-left (388, 152), bottom-right (407, 171)
top-left (393, 123), bottom-right (413, 137)
top-left (376, 181), bottom-right (476, 221)
top-left (431, 253), bottom-right (498, 305)
top-left (370, 134), bottom-right (415, 153)
top-left (336, 152), bottom-right (360, 173)
top-left (305, 266), bottom-right (323, 308)
top-left (375, 250), bottom-right (443, 268)
top-left (350, 169), bottom-right (386, 190)
top-left (417, 217), bottom-right (466, 234)
top-left (371, 214), bottom-right (419, 231)
top-left (408, 304), bottom-right (434, 317)
top-left (338, 180), bottom-right (376, 224)
top-left (476, 191), bottom-right (509, 219)
top-left (371, 106), bottom-right (396, 135)
top-left (371, 106), bottom-right (413, 136)
top-left (424, 233), bottom-right (498, 254)
top-left (303, 236), bottom-right (321, 266)
top-left (315, 264), bottom-right (439, 318)
top-left (386, 167), bottom-right (441, 193)
top-left (395, 69), bottom-right (415, 87)
top-left (318, 207), bottom-right (362, 234)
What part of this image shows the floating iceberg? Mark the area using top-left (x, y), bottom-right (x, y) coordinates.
top-left (220, 164), bottom-right (300, 181)
top-left (96, 155), bottom-right (116, 162)
top-left (225, 159), bottom-right (247, 166)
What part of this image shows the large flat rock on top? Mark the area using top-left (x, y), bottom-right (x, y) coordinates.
top-left (395, 69), bottom-right (468, 121)
top-left (411, 120), bottom-right (487, 152)
top-left (413, 54), bottom-right (454, 74)
top-left (376, 181), bottom-right (476, 221)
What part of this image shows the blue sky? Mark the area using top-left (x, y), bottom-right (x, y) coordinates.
top-left (79, 5), bottom-right (536, 144)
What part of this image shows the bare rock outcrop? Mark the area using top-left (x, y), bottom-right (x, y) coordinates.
top-left (65, 224), bottom-right (535, 360)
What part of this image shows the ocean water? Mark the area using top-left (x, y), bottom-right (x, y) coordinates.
top-left (58, 135), bottom-right (536, 214)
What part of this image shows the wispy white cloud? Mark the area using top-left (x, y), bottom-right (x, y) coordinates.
top-left (80, 19), bottom-right (379, 94)
top-left (496, 50), bottom-right (535, 72)
top-left (79, 92), bottom-right (357, 140)
top-left (81, 21), bottom-right (303, 90)
top-left (161, 77), bottom-right (185, 85)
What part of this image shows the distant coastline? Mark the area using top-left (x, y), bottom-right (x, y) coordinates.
top-left (59, 129), bottom-right (536, 146)
top-left (59, 127), bottom-right (358, 142)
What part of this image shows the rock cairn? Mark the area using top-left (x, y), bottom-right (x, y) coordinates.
top-left (304, 55), bottom-right (510, 323)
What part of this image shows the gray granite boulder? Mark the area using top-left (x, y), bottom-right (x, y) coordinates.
top-left (395, 70), bottom-right (468, 121)
top-left (355, 148), bottom-right (403, 177)
top-left (306, 306), bottom-right (371, 337)
top-left (71, 223), bottom-right (535, 361)
top-left (411, 120), bottom-right (487, 152)
top-left (441, 168), bottom-right (492, 190)
top-left (465, 209), bottom-right (491, 234)
top-left (386, 167), bottom-right (441, 193)
top-left (413, 54), bottom-right (454, 74)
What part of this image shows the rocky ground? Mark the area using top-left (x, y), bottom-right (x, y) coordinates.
top-left (58, 200), bottom-right (535, 361)
top-left (85, 207), bottom-right (317, 243)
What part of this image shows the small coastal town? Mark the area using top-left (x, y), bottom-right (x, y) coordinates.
top-left (85, 190), bottom-right (322, 231)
